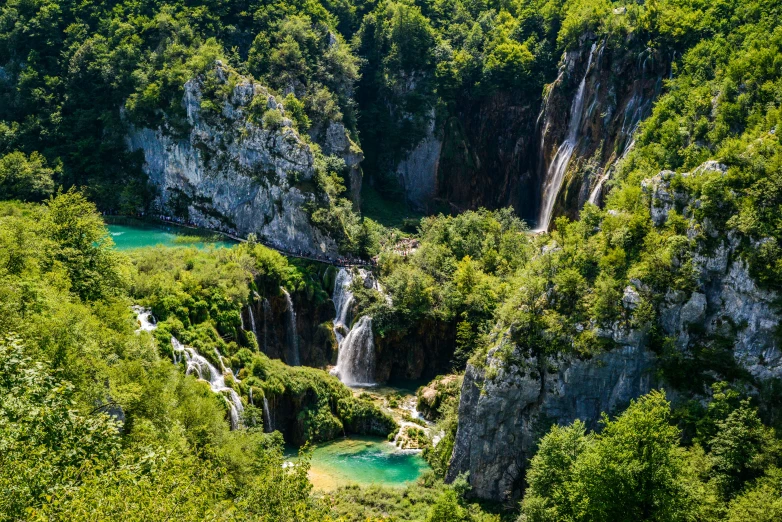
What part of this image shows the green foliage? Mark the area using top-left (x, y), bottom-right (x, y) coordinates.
top-left (521, 390), bottom-right (782, 522)
top-left (0, 337), bottom-right (121, 520)
top-left (0, 151), bottom-right (56, 202)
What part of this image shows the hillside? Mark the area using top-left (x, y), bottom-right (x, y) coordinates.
top-left (1, 0), bottom-right (782, 520)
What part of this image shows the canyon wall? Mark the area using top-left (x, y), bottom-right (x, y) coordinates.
top-left (446, 161), bottom-right (782, 501)
top-left (383, 37), bottom-right (669, 226)
top-left (126, 63), bottom-right (360, 255)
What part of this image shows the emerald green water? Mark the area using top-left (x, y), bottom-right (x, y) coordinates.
top-left (293, 436), bottom-right (429, 490)
top-left (106, 222), bottom-right (235, 250)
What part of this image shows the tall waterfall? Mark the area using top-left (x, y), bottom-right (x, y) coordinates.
top-left (263, 397), bottom-right (274, 433)
top-left (333, 315), bottom-right (376, 386)
top-left (246, 299), bottom-right (257, 344)
top-left (536, 43), bottom-right (597, 232)
top-left (171, 337), bottom-right (244, 429)
top-left (281, 288), bottom-right (300, 366)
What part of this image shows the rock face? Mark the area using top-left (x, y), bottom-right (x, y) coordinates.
top-left (536, 38), bottom-right (668, 222)
top-left (314, 121), bottom-right (364, 208)
top-left (242, 289), bottom-right (336, 368)
top-left (446, 161), bottom-right (782, 501)
top-left (379, 37), bottom-right (668, 224)
top-left (395, 109), bottom-right (441, 211)
top-left (126, 62), bottom-right (359, 255)
top-left (645, 162), bottom-right (782, 381)
top-left (447, 330), bottom-right (659, 501)
top-left (374, 319), bottom-right (457, 382)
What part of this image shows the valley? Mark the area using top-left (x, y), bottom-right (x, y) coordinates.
top-left (1, 0), bottom-right (782, 520)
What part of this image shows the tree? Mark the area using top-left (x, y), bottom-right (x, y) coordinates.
top-left (426, 488), bottom-right (467, 522)
top-left (520, 421), bottom-right (590, 522)
top-left (570, 391), bottom-right (699, 521)
top-left (0, 151), bottom-right (55, 202)
top-left (521, 391), bottom-right (704, 522)
top-left (0, 337), bottom-right (121, 520)
top-left (709, 400), bottom-right (777, 499)
top-left (42, 188), bottom-right (128, 301)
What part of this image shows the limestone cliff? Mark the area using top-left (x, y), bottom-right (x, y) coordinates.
top-left (537, 38), bottom-right (668, 223)
top-left (126, 62), bottom-right (361, 255)
top-left (379, 37), bottom-right (668, 224)
top-left (446, 161), bottom-right (782, 501)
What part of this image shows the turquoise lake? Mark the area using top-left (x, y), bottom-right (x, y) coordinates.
top-left (106, 222), bottom-right (236, 250)
top-left (289, 436), bottom-right (429, 491)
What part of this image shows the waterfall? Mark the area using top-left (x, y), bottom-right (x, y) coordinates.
top-left (247, 304), bottom-right (257, 342)
top-left (132, 306), bottom-right (157, 332)
top-left (171, 337), bottom-right (244, 429)
top-left (263, 397), bottom-right (274, 433)
top-left (281, 288), bottom-right (300, 366)
top-left (333, 315), bottom-right (376, 386)
top-left (536, 42), bottom-right (597, 232)
top-left (332, 268), bottom-right (355, 346)
top-left (262, 297), bottom-right (271, 353)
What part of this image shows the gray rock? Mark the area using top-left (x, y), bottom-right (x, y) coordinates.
top-left (447, 160), bottom-right (780, 501)
top-left (126, 63), bottom-right (338, 255)
top-left (680, 292), bottom-right (706, 325)
top-left (395, 108), bottom-right (441, 211)
top-left (319, 121), bottom-right (364, 206)
top-left (447, 336), bottom-right (658, 501)
top-left (622, 285), bottom-right (642, 310)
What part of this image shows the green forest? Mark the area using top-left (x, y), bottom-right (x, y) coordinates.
top-left (2, 0), bottom-right (782, 520)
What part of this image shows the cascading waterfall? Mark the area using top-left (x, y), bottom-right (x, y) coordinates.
top-left (263, 397), bottom-right (274, 433)
top-left (133, 306), bottom-right (244, 429)
top-left (536, 43), bottom-right (597, 232)
top-left (132, 305), bottom-right (157, 332)
top-left (333, 315), bottom-right (376, 386)
top-left (171, 337), bottom-right (244, 429)
top-left (281, 288), bottom-right (301, 366)
top-left (330, 268), bottom-right (378, 386)
top-left (332, 268), bottom-right (355, 346)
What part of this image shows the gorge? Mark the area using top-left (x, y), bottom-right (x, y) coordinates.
top-left (2, 0), bottom-right (782, 519)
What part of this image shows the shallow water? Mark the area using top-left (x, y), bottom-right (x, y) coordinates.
top-left (290, 436), bottom-right (429, 491)
top-left (106, 222), bottom-right (235, 250)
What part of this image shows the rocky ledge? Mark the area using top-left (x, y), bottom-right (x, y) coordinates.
top-left (126, 62), bottom-right (356, 255)
top-left (446, 161), bottom-right (782, 501)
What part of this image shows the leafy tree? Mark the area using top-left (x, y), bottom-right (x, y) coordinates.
top-left (42, 188), bottom-right (128, 301)
top-left (709, 400), bottom-right (778, 499)
top-left (0, 151), bottom-right (55, 202)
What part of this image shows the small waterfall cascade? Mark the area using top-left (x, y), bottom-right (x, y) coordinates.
top-left (263, 397), bottom-right (274, 433)
top-left (333, 315), bottom-right (376, 386)
top-left (132, 306), bottom-right (157, 332)
top-left (281, 288), bottom-right (300, 366)
top-left (536, 42), bottom-right (597, 232)
top-left (332, 268), bottom-right (355, 346)
top-left (171, 337), bottom-right (244, 429)
top-left (247, 303), bottom-right (257, 341)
